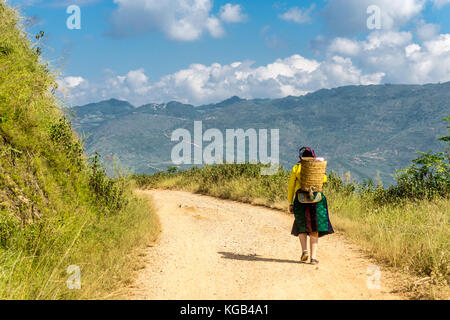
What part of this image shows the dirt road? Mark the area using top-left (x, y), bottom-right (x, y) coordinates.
top-left (128, 190), bottom-right (403, 300)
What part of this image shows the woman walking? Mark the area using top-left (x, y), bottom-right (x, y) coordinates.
top-left (288, 147), bottom-right (334, 265)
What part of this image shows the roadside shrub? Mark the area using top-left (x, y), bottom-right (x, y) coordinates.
top-left (49, 117), bottom-right (84, 169)
top-left (325, 170), bottom-right (356, 195)
top-left (88, 152), bottom-right (129, 214)
top-left (374, 151), bottom-right (449, 204)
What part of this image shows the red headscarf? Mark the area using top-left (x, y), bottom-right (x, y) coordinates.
top-left (299, 147), bottom-right (316, 160)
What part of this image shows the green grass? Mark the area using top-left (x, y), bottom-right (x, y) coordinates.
top-left (0, 193), bottom-right (159, 299)
top-left (135, 164), bottom-right (290, 209)
top-left (325, 187), bottom-right (448, 299)
top-left (0, 2), bottom-right (159, 299)
top-left (134, 164), bottom-right (449, 299)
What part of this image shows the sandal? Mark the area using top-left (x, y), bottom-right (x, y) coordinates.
top-left (301, 251), bottom-right (309, 262)
top-left (310, 259), bottom-right (319, 265)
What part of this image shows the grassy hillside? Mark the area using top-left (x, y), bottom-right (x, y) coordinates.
top-left (134, 162), bottom-right (449, 299)
top-left (0, 2), bottom-right (159, 299)
top-left (71, 83), bottom-right (450, 186)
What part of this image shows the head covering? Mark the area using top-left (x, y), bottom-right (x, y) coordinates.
top-left (299, 147), bottom-right (316, 159)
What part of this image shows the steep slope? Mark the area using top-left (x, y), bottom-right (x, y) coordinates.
top-left (0, 2), bottom-right (84, 224)
top-left (0, 2), bottom-right (158, 299)
top-left (71, 83), bottom-right (450, 185)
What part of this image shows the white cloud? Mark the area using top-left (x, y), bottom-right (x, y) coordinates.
top-left (122, 69), bottom-right (149, 95)
top-left (317, 2), bottom-right (450, 85)
top-left (363, 31), bottom-right (413, 50)
top-left (107, 0), bottom-right (246, 41)
top-left (321, 0), bottom-right (426, 35)
top-left (432, 0), bottom-right (450, 8)
top-left (61, 31), bottom-right (450, 106)
top-left (424, 34), bottom-right (450, 55)
top-left (59, 0), bottom-right (450, 107)
top-left (405, 43), bottom-right (421, 57)
top-left (219, 3), bottom-right (247, 23)
top-left (57, 76), bottom-right (85, 89)
top-left (56, 76), bottom-right (89, 103)
top-left (329, 38), bottom-right (361, 56)
top-left (205, 16), bottom-right (226, 38)
top-left (323, 29), bottom-right (450, 84)
top-left (416, 20), bottom-right (440, 41)
top-left (60, 53), bottom-right (386, 106)
top-left (279, 5), bottom-right (315, 24)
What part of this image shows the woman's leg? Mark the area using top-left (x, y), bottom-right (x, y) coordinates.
top-left (309, 232), bottom-right (319, 260)
top-left (298, 233), bottom-right (307, 252)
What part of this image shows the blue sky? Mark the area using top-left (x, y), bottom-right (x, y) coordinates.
top-left (10, 0), bottom-right (450, 106)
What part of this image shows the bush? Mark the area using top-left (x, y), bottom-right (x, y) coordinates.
top-left (373, 117), bottom-right (449, 204)
top-left (325, 171), bottom-right (356, 195)
top-left (375, 151), bottom-right (449, 204)
top-left (49, 117), bottom-right (84, 169)
top-left (88, 152), bottom-right (129, 214)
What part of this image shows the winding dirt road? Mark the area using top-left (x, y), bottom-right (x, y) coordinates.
top-left (128, 190), bottom-right (403, 300)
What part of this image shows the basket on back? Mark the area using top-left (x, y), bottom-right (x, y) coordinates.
top-left (300, 157), bottom-right (327, 193)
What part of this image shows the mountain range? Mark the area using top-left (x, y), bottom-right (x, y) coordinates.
top-left (69, 82), bottom-right (450, 185)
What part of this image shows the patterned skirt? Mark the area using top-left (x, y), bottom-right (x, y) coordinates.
top-left (291, 192), bottom-right (334, 238)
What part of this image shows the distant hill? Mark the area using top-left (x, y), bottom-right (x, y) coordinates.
top-left (70, 82), bottom-right (450, 185)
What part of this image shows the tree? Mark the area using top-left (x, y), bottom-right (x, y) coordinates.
top-left (438, 117), bottom-right (450, 143)
top-left (380, 117), bottom-right (450, 202)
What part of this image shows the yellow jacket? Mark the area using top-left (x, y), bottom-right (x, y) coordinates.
top-left (288, 163), bottom-right (327, 204)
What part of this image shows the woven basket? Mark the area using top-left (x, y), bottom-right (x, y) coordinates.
top-left (300, 157), bottom-right (327, 192)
